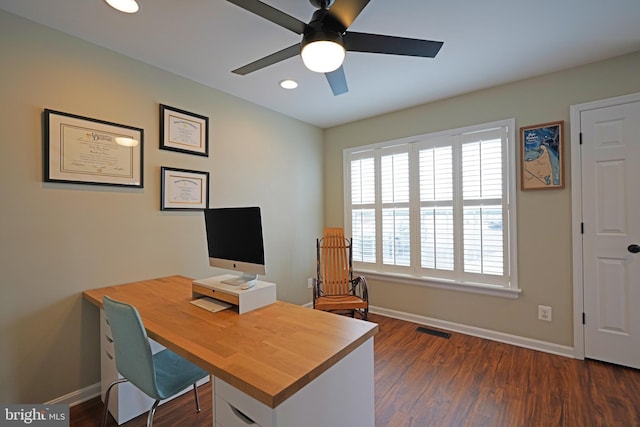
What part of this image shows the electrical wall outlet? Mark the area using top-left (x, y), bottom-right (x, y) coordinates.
top-left (307, 278), bottom-right (315, 288)
top-left (538, 305), bottom-right (552, 321)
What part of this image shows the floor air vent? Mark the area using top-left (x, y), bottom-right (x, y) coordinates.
top-left (416, 326), bottom-right (451, 339)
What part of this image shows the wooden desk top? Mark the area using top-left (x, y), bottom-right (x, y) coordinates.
top-left (83, 275), bottom-right (378, 408)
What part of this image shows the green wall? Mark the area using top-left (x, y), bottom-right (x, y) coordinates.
top-left (324, 50), bottom-right (640, 347)
top-left (0, 10), bottom-right (323, 404)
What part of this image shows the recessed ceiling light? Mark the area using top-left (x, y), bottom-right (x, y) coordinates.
top-left (105, 0), bottom-right (140, 14)
top-left (280, 79), bottom-right (298, 90)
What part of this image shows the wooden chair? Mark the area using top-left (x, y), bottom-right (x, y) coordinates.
top-left (313, 227), bottom-right (369, 320)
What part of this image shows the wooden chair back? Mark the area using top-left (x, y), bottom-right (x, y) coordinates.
top-left (318, 227), bottom-right (352, 296)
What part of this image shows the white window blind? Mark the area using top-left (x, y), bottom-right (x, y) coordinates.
top-left (344, 119), bottom-right (517, 291)
top-left (420, 142), bottom-right (454, 271)
top-left (350, 156), bottom-right (376, 263)
top-left (460, 130), bottom-right (505, 278)
top-left (381, 150), bottom-right (410, 266)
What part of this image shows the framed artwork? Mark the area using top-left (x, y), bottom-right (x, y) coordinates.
top-left (44, 109), bottom-right (143, 187)
top-left (160, 104), bottom-right (209, 156)
top-left (520, 121), bottom-right (564, 190)
top-left (160, 167), bottom-right (209, 210)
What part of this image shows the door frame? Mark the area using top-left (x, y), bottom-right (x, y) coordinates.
top-left (570, 91), bottom-right (640, 359)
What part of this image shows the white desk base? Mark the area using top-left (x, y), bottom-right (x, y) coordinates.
top-left (213, 338), bottom-right (374, 427)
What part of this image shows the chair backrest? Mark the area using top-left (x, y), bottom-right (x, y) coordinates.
top-left (317, 227), bottom-right (353, 296)
top-left (102, 296), bottom-right (160, 399)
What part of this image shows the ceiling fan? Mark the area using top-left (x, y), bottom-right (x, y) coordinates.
top-left (227, 0), bottom-right (444, 96)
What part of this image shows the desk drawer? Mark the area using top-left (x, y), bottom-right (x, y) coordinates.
top-left (100, 311), bottom-right (118, 356)
top-left (103, 333), bottom-right (115, 357)
top-left (192, 284), bottom-right (239, 305)
top-left (214, 378), bottom-right (273, 427)
top-left (215, 395), bottom-right (262, 427)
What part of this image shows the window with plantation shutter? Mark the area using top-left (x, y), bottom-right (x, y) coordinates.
top-left (381, 150), bottom-right (410, 266)
top-left (350, 156), bottom-right (376, 263)
top-left (344, 119), bottom-right (518, 294)
top-left (461, 130), bottom-right (505, 278)
top-left (420, 142), bottom-right (454, 271)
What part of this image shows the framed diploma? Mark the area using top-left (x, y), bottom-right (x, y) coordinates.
top-left (160, 167), bottom-right (209, 210)
top-left (520, 121), bottom-right (564, 190)
top-left (44, 109), bottom-right (143, 187)
top-left (160, 104), bottom-right (209, 156)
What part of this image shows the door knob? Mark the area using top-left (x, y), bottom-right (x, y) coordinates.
top-left (628, 244), bottom-right (640, 254)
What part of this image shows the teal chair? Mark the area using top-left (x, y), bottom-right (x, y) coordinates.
top-left (102, 296), bottom-right (208, 427)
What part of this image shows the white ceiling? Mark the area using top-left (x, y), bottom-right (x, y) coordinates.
top-left (2, 0), bottom-right (640, 128)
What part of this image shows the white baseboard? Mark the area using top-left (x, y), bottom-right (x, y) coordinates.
top-left (369, 305), bottom-right (575, 358)
top-left (46, 382), bottom-right (101, 407)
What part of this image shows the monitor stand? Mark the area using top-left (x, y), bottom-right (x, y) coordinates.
top-left (221, 273), bottom-right (258, 287)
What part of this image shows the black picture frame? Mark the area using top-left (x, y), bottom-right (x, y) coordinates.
top-left (159, 104), bottom-right (209, 157)
top-left (43, 109), bottom-right (144, 188)
top-left (160, 166), bottom-right (210, 210)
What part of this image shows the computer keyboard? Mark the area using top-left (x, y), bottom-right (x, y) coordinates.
top-left (190, 296), bottom-right (232, 313)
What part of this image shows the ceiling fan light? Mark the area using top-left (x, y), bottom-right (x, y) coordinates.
top-left (301, 40), bottom-right (345, 73)
top-left (104, 0), bottom-right (140, 14)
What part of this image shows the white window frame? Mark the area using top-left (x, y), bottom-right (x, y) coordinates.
top-left (343, 119), bottom-right (520, 299)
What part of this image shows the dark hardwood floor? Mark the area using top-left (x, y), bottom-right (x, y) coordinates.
top-left (71, 313), bottom-right (640, 427)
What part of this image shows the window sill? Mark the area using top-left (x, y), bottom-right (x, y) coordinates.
top-left (354, 270), bottom-right (521, 299)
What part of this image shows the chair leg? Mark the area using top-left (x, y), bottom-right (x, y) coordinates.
top-left (147, 399), bottom-right (161, 427)
top-left (144, 384), bottom-right (199, 427)
top-left (193, 383), bottom-right (201, 412)
top-left (102, 378), bottom-right (128, 427)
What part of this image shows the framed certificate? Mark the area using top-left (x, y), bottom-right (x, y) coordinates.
top-left (160, 167), bottom-right (209, 210)
top-left (44, 109), bottom-right (144, 187)
top-left (160, 104), bottom-right (209, 156)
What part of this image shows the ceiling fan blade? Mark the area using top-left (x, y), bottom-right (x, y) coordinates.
top-left (344, 32), bottom-right (444, 58)
top-left (325, 66), bottom-right (349, 96)
top-left (328, 0), bottom-right (371, 29)
top-left (226, 0), bottom-right (306, 34)
top-left (232, 44), bottom-right (301, 75)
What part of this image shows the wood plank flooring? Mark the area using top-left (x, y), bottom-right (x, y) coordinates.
top-left (70, 313), bottom-right (640, 427)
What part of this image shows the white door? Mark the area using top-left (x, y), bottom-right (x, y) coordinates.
top-left (580, 98), bottom-right (640, 368)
